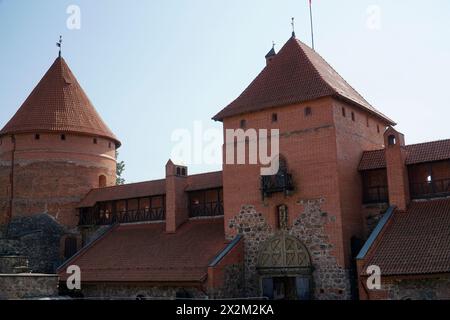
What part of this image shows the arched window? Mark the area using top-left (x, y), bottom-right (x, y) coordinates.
top-left (99, 175), bottom-right (107, 188)
top-left (388, 135), bottom-right (396, 146)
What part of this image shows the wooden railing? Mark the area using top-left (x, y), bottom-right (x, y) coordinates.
top-left (410, 178), bottom-right (450, 199)
top-left (189, 201), bottom-right (224, 218)
top-left (78, 207), bottom-right (165, 226)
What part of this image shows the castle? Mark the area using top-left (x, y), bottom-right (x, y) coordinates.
top-left (0, 34), bottom-right (449, 300)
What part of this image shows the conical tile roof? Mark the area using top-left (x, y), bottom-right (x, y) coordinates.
top-left (0, 57), bottom-right (120, 146)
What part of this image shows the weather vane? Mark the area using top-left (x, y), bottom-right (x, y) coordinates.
top-left (272, 41), bottom-right (276, 49)
top-left (56, 35), bottom-right (62, 57)
top-left (291, 17), bottom-right (295, 37)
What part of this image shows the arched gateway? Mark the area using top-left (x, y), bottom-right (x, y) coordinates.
top-left (257, 233), bottom-right (313, 300)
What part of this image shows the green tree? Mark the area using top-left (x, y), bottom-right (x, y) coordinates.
top-left (116, 151), bottom-right (125, 185)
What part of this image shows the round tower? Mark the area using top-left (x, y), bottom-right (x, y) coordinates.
top-left (0, 56), bottom-right (120, 228)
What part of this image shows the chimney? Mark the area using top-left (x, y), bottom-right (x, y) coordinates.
top-left (265, 46), bottom-right (276, 66)
top-left (165, 159), bottom-right (189, 233)
top-left (384, 127), bottom-right (410, 211)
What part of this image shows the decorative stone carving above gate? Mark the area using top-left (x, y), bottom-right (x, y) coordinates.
top-left (257, 232), bottom-right (311, 274)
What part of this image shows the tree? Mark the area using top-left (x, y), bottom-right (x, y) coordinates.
top-left (116, 151), bottom-right (125, 185)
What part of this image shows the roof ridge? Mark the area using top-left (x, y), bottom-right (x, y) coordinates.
top-left (406, 138), bottom-right (450, 148)
top-left (92, 178), bottom-right (166, 191)
top-left (293, 38), bottom-right (337, 97)
top-left (187, 170), bottom-right (222, 178)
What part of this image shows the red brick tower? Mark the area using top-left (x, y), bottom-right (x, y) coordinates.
top-left (0, 56), bottom-right (120, 228)
top-left (214, 36), bottom-right (396, 299)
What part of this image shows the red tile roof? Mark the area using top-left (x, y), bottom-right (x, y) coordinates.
top-left (358, 139), bottom-right (450, 170)
top-left (364, 198), bottom-right (450, 276)
top-left (0, 57), bottom-right (120, 146)
top-left (213, 37), bottom-right (394, 125)
top-left (77, 171), bottom-right (223, 207)
top-left (186, 171), bottom-right (222, 191)
top-left (58, 218), bottom-right (227, 283)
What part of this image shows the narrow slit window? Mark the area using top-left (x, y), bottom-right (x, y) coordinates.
top-left (304, 107), bottom-right (312, 117)
top-left (272, 113), bottom-right (278, 123)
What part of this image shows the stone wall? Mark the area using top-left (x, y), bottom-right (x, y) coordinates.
top-left (2, 214), bottom-right (67, 273)
top-left (79, 283), bottom-right (206, 299)
top-left (0, 274), bottom-right (59, 299)
top-left (228, 202), bottom-right (351, 300)
top-left (387, 277), bottom-right (450, 300)
top-left (0, 256), bottom-right (29, 273)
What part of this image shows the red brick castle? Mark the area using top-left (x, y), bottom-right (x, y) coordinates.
top-left (0, 34), bottom-right (449, 300)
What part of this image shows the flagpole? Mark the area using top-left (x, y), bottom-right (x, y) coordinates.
top-left (309, 0), bottom-right (315, 50)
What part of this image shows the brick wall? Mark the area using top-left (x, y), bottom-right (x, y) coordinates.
top-left (0, 133), bottom-right (116, 227)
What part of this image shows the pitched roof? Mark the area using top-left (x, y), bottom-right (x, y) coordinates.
top-left (213, 36), bottom-right (394, 125)
top-left (363, 199), bottom-right (450, 276)
top-left (186, 171), bottom-right (222, 191)
top-left (359, 139), bottom-right (450, 170)
top-left (77, 171), bottom-right (223, 207)
top-left (0, 57), bottom-right (120, 146)
top-left (77, 179), bottom-right (166, 208)
top-left (58, 218), bottom-right (227, 283)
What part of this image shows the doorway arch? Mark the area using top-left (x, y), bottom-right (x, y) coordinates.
top-left (257, 233), bottom-right (313, 300)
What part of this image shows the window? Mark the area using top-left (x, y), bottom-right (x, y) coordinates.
top-left (342, 107), bottom-right (346, 117)
top-left (108, 142), bottom-right (112, 148)
top-left (272, 113), bottom-right (278, 123)
top-left (377, 125), bottom-right (380, 133)
top-left (366, 116), bottom-right (370, 127)
top-left (99, 175), bottom-right (107, 188)
top-left (351, 112), bottom-right (355, 121)
top-left (61, 134), bottom-right (66, 141)
top-left (304, 107), bottom-right (312, 117)
top-left (181, 167), bottom-right (187, 176)
top-left (176, 167), bottom-right (181, 175)
top-left (35, 134), bottom-right (40, 140)
top-left (93, 138), bottom-right (98, 144)
top-left (388, 135), bottom-right (396, 146)
top-left (240, 119), bottom-right (247, 128)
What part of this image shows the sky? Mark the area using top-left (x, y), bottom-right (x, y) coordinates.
top-left (0, 0), bottom-right (449, 183)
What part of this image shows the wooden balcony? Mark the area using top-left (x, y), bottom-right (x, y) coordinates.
top-left (189, 201), bottom-right (224, 218)
top-left (410, 178), bottom-right (450, 199)
top-left (261, 172), bottom-right (294, 199)
top-left (78, 207), bottom-right (165, 226)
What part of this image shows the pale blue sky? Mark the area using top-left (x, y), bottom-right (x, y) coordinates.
top-left (1, 0), bottom-right (449, 183)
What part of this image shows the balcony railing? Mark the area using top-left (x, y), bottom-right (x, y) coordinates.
top-left (261, 173), bottom-right (294, 199)
top-left (189, 201), bottom-right (224, 218)
top-left (410, 178), bottom-right (450, 199)
top-left (78, 207), bottom-right (165, 226)
top-left (363, 186), bottom-right (389, 204)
